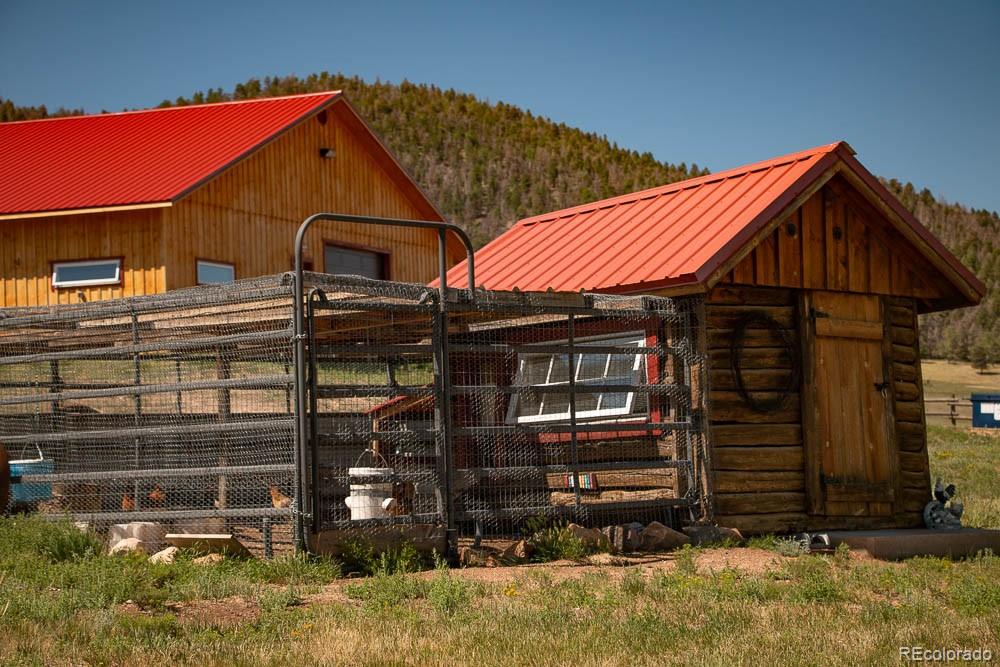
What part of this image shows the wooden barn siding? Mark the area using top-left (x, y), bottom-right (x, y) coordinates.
top-left (724, 177), bottom-right (945, 301)
top-left (0, 209), bottom-right (165, 307)
top-left (703, 286), bottom-right (809, 534)
top-left (163, 104), bottom-right (450, 288)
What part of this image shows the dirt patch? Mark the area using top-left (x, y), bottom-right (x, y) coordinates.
top-left (303, 547), bottom-right (806, 605)
top-left (118, 596), bottom-right (260, 628)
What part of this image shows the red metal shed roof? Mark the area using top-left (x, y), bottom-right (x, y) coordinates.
top-left (443, 141), bottom-right (984, 305)
top-left (0, 92), bottom-right (342, 216)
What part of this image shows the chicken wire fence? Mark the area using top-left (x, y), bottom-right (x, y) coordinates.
top-left (0, 272), bottom-right (707, 557)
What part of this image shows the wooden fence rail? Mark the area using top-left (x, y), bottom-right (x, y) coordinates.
top-left (924, 395), bottom-right (973, 427)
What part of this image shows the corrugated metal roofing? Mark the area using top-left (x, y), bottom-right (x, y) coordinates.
top-left (444, 142), bottom-right (841, 293)
top-left (0, 92), bottom-right (341, 216)
top-left (443, 141), bottom-right (984, 303)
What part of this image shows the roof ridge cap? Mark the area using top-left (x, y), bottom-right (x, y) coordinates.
top-left (0, 90), bottom-right (343, 126)
top-left (519, 141), bottom-right (845, 227)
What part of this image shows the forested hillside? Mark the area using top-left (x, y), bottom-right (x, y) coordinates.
top-left (2, 73), bottom-right (997, 359)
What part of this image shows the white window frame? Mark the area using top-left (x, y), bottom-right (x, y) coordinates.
top-left (507, 332), bottom-right (647, 424)
top-left (196, 259), bottom-right (236, 285)
top-left (51, 258), bottom-right (122, 288)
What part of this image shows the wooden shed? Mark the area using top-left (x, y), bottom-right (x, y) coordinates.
top-left (0, 92), bottom-right (463, 307)
top-left (441, 141), bottom-right (986, 534)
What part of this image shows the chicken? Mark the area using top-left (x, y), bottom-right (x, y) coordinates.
top-left (147, 484), bottom-right (166, 506)
top-left (269, 484), bottom-right (292, 509)
top-left (121, 493), bottom-right (135, 512)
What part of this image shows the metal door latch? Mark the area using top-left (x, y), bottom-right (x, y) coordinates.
top-left (873, 380), bottom-right (890, 393)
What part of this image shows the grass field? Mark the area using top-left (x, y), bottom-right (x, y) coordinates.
top-left (1, 426), bottom-right (997, 666)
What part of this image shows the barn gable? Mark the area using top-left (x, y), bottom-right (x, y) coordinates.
top-left (444, 141), bottom-right (984, 312)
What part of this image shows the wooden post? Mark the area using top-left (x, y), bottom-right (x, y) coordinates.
top-left (950, 394), bottom-right (956, 427)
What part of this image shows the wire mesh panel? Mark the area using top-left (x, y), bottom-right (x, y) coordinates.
top-left (301, 274), bottom-right (707, 553)
top-left (0, 276), bottom-right (299, 556)
top-left (1, 272), bottom-right (707, 558)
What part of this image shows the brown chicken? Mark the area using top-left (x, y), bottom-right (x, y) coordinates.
top-left (147, 484), bottom-right (166, 506)
top-left (269, 484), bottom-right (292, 509)
top-left (120, 493), bottom-right (135, 512)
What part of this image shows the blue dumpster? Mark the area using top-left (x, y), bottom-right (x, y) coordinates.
top-left (971, 393), bottom-right (1000, 429)
top-left (9, 445), bottom-right (53, 504)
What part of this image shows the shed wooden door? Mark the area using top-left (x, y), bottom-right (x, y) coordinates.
top-left (802, 291), bottom-right (896, 517)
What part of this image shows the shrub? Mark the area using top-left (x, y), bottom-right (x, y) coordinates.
top-left (338, 538), bottom-right (426, 576)
top-left (524, 517), bottom-right (591, 562)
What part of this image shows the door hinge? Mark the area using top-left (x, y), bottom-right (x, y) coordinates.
top-left (809, 308), bottom-right (830, 321)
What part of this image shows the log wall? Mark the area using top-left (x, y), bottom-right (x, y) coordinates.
top-left (704, 284), bottom-right (932, 534)
top-left (705, 286), bottom-right (809, 534)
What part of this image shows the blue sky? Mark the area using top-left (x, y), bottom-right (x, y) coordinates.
top-left (2, 0), bottom-right (998, 212)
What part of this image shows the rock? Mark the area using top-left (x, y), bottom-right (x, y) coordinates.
top-left (109, 522), bottom-right (166, 554)
top-left (638, 522), bottom-right (690, 552)
top-left (500, 539), bottom-right (534, 563)
top-left (109, 537), bottom-right (146, 555)
top-left (682, 525), bottom-right (744, 546)
top-left (149, 546), bottom-right (180, 564)
top-left (567, 523), bottom-right (610, 551)
top-left (193, 553), bottom-right (225, 565)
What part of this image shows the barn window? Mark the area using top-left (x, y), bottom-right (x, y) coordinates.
top-left (324, 244), bottom-right (388, 280)
top-left (508, 334), bottom-right (648, 423)
top-left (51, 258), bottom-right (121, 288)
top-left (196, 260), bottom-right (235, 285)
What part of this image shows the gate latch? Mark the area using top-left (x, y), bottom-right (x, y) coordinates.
top-left (873, 380), bottom-right (890, 393)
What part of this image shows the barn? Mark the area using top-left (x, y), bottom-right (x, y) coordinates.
top-left (440, 141), bottom-right (986, 534)
top-left (0, 92), bottom-right (464, 307)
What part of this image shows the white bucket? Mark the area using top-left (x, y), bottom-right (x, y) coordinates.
top-left (345, 466), bottom-right (394, 520)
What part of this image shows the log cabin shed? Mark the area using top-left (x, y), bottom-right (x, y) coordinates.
top-left (442, 141), bottom-right (986, 534)
top-left (0, 92), bottom-right (464, 307)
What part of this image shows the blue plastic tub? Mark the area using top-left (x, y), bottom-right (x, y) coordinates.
top-left (9, 446), bottom-right (54, 504)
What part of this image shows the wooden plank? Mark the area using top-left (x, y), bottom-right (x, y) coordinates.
top-left (708, 328), bottom-right (796, 349)
top-left (893, 381), bottom-right (920, 402)
top-left (754, 231), bottom-right (779, 286)
top-left (869, 236), bottom-right (891, 295)
top-left (713, 512), bottom-right (809, 535)
top-left (709, 368), bottom-right (796, 391)
top-left (891, 344), bottom-right (917, 364)
top-left (891, 326), bottom-right (916, 346)
top-left (712, 446), bottom-right (804, 471)
top-left (706, 305), bottom-right (795, 329)
top-left (892, 362), bottom-right (918, 383)
top-left (847, 207), bottom-right (869, 293)
top-left (825, 189), bottom-right (849, 291)
top-left (899, 451), bottom-right (929, 473)
top-left (709, 348), bottom-right (794, 370)
top-left (801, 190), bottom-right (826, 289)
top-left (710, 391), bottom-right (801, 423)
top-left (815, 317), bottom-right (883, 340)
top-left (713, 471), bottom-right (805, 493)
top-left (707, 285), bottom-right (794, 306)
top-left (895, 401), bottom-right (923, 423)
top-left (715, 492), bottom-right (806, 515)
top-left (711, 423), bottom-right (802, 446)
top-left (777, 211), bottom-right (802, 287)
top-left (732, 254), bottom-right (755, 284)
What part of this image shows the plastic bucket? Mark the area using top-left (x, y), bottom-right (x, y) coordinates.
top-left (345, 466), bottom-right (394, 520)
top-left (10, 446), bottom-right (54, 504)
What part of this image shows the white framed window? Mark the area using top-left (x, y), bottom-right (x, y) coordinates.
top-left (51, 258), bottom-right (122, 288)
top-left (196, 260), bottom-right (235, 285)
top-left (508, 333), bottom-right (648, 424)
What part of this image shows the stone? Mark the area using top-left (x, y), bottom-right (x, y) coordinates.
top-left (500, 539), bottom-right (534, 563)
top-left (682, 525), bottom-right (744, 546)
top-left (149, 546), bottom-right (180, 564)
top-left (109, 537), bottom-right (146, 555)
top-left (638, 522), bottom-right (690, 552)
top-left (193, 552), bottom-right (225, 565)
top-left (108, 522), bottom-right (166, 553)
top-left (567, 523), bottom-right (610, 550)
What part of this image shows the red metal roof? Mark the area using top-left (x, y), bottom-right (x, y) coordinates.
top-left (0, 92), bottom-right (342, 216)
top-left (443, 141), bottom-right (984, 304)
